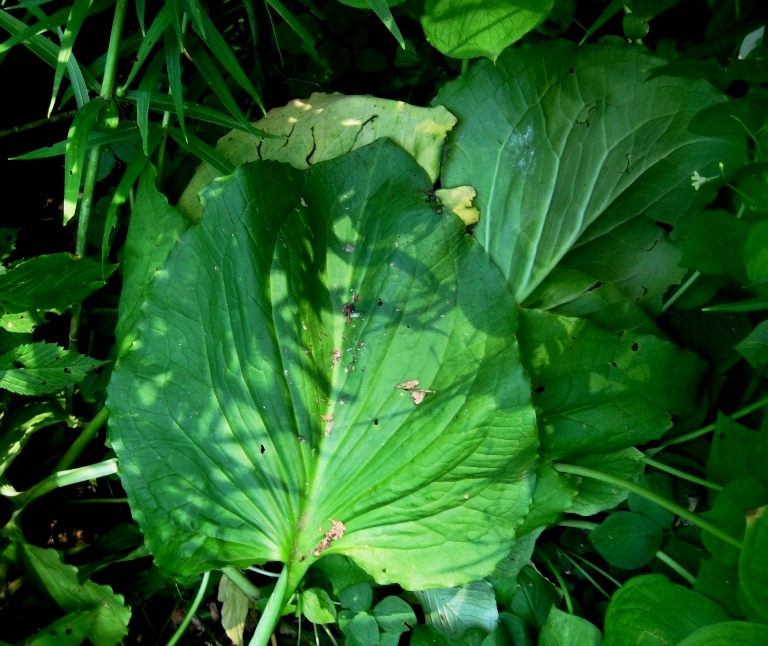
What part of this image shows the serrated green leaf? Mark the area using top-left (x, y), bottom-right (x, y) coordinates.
top-left (435, 40), bottom-right (744, 303)
top-left (177, 93), bottom-right (455, 222)
top-left (63, 99), bottom-right (104, 224)
top-left (114, 164), bottom-right (188, 355)
top-left (589, 511), bottom-right (664, 569)
top-left (518, 309), bottom-right (706, 460)
top-left (0, 342), bottom-right (106, 395)
top-left (603, 574), bottom-right (730, 646)
top-left (416, 580), bottom-right (498, 637)
top-left (20, 544), bottom-right (130, 646)
top-left (48, 0), bottom-right (94, 116)
top-left (0, 253), bottom-right (112, 314)
top-left (422, 0), bottom-right (554, 61)
top-left (539, 606), bottom-right (601, 646)
top-left (107, 141), bottom-right (538, 593)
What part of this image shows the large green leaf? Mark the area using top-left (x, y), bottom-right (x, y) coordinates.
top-left (108, 141), bottom-right (537, 595)
top-left (740, 506), bottom-right (768, 619)
top-left (435, 40), bottom-right (744, 303)
top-left (517, 308), bottom-right (706, 459)
top-left (603, 574), bottom-right (730, 646)
top-left (176, 93), bottom-right (457, 221)
top-left (421, 0), bottom-right (554, 61)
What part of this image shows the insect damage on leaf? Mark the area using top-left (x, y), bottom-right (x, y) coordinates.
top-left (321, 413), bottom-right (334, 437)
top-left (395, 380), bottom-right (435, 404)
top-left (331, 349), bottom-right (341, 367)
top-left (313, 520), bottom-right (346, 556)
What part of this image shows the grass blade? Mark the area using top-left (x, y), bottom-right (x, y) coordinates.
top-left (136, 0), bottom-right (146, 33)
top-left (168, 126), bottom-right (234, 175)
top-left (185, 35), bottom-right (269, 139)
top-left (0, 6), bottom-right (69, 55)
top-left (186, 0), bottom-right (205, 38)
top-left (579, 0), bottom-right (624, 45)
top-left (63, 44), bottom-right (89, 108)
top-left (11, 123), bottom-right (140, 160)
top-left (49, 0), bottom-right (94, 117)
top-left (0, 7), bottom-right (99, 92)
top-left (122, 89), bottom-right (281, 137)
top-left (63, 99), bottom-right (104, 224)
top-left (101, 125), bottom-right (163, 269)
top-left (138, 50), bottom-right (165, 154)
top-left (164, 25), bottom-right (187, 141)
top-left (264, 0), bottom-right (326, 69)
top-left (164, 0), bottom-right (184, 49)
top-left (190, 7), bottom-right (265, 113)
top-left (123, 5), bottom-right (170, 89)
top-left (365, 0), bottom-right (405, 49)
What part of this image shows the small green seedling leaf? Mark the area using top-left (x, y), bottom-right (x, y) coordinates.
top-left (339, 582), bottom-right (373, 613)
top-left (417, 581), bottom-right (498, 637)
top-left (302, 588), bottom-right (337, 624)
top-left (589, 511), bottom-right (664, 569)
top-left (341, 611), bottom-right (380, 646)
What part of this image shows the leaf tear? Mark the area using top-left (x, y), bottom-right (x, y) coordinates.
top-left (313, 520), bottom-right (346, 556)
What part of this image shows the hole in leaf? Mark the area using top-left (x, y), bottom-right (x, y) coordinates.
top-left (631, 343), bottom-right (639, 351)
top-left (64, 368), bottom-right (71, 374)
top-left (569, 67), bottom-right (575, 73)
top-left (260, 445), bottom-right (265, 454)
top-left (534, 386), bottom-right (545, 394)
top-left (655, 220), bottom-right (673, 233)
top-left (12, 361), bottom-right (24, 369)
top-left (377, 299), bottom-right (383, 306)
top-left (373, 418), bottom-right (379, 425)
top-left (65, 630), bottom-right (72, 635)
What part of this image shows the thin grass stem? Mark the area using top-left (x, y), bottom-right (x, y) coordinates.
top-left (554, 547), bottom-right (611, 599)
top-left (165, 571), bottom-right (211, 646)
top-left (654, 550), bottom-right (696, 584)
top-left (537, 551), bottom-right (573, 613)
top-left (641, 457), bottom-right (724, 491)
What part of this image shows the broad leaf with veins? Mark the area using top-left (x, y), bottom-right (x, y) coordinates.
top-left (108, 140), bottom-right (537, 595)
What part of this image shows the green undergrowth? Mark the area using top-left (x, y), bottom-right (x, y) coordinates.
top-left (0, 0), bottom-right (767, 645)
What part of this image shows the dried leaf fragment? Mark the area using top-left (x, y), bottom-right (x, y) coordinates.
top-left (395, 380), bottom-right (420, 391)
top-left (313, 520), bottom-right (346, 556)
top-left (321, 413), bottom-right (335, 437)
top-left (411, 389), bottom-right (435, 405)
top-left (331, 349), bottom-right (341, 367)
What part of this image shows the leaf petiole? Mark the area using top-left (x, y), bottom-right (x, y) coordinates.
top-left (553, 463), bottom-right (743, 550)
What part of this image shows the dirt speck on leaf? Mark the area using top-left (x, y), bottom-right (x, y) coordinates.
top-left (321, 413), bottom-right (334, 437)
top-left (342, 244), bottom-right (355, 252)
top-left (313, 520), bottom-right (346, 556)
top-left (331, 349), bottom-right (341, 367)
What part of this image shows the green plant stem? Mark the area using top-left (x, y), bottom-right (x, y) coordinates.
top-left (63, 497), bottom-right (128, 503)
top-left (321, 624), bottom-right (339, 646)
top-left (15, 458), bottom-right (118, 508)
top-left (166, 571), bottom-right (211, 646)
top-left (649, 393), bottom-right (768, 453)
top-left (100, 0), bottom-right (129, 100)
top-left (553, 463), bottom-right (743, 549)
top-left (654, 550), bottom-right (695, 584)
top-left (660, 270), bottom-right (701, 313)
top-left (562, 548), bottom-right (623, 588)
top-left (0, 109), bottom-right (77, 139)
top-left (558, 519), bottom-right (599, 531)
top-left (555, 547), bottom-right (611, 599)
top-left (53, 406), bottom-right (110, 473)
top-left (641, 457), bottom-right (724, 491)
top-left (249, 566), bottom-right (289, 646)
top-left (537, 551), bottom-right (573, 614)
top-left (222, 566), bottom-right (260, 600)
top-left (461, 58), bottom-right (469, 75)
